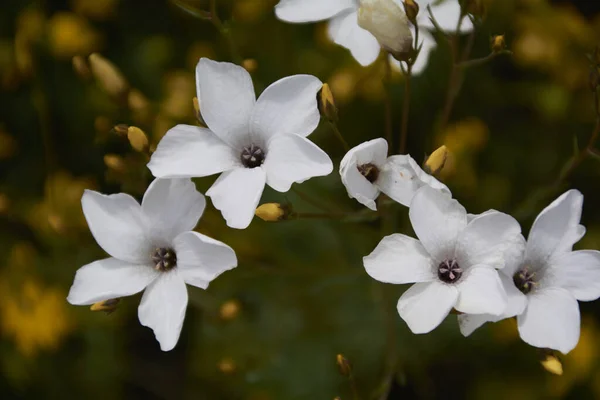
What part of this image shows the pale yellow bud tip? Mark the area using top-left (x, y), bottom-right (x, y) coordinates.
top-left (336, 354), bottom-right (352, 377)
top-left (424, 145), bottom-right (449, 175)
top-left (318, 83), bottom-right (338, 122)
top-left (255, 203), bottom-right (289, 222)
top-left (90, 298), bottom-right (120, 314)
top-left (127, 126), bottom-right (149, 152)
top-left (403, 0), bottom-right (419, 24)
top-left (219, 299), bottom-right (241, 320)
top-left (541, 354), bottom-right (563, 376)
top-left (88, 53), bottom-right (129, 99)
top-left (491, 35), bottom-right (506, 53)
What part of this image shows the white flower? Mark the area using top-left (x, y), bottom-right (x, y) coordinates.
top-left (459, 190), bottom-right (600, 354)
top-left (363, 186), bottom-right (521, 333)
top-left (390, 0), bottom-right (474, 74)
top-left (357, 0), bottom-right (412, 56)
top-left (148, 58), bottom-right (333, 229)
top-left (275, 0), bottom-right (473, 72)
top-left (67, 178), bottom-right (237, 351)
top-left (340, 138), bottom-right (450, 210)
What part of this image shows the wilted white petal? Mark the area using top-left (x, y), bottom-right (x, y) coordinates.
top-left (363, 234), bottom-right (435, 284)
top-left (196, 58), bottom-right (255, 148)
top-left (549, 250), bottom-right (600, 301)
top-left (141, 178), bottom-right (206, 243)
top-left (328, 10), bottom-right (381, 66)
top-left (67, 258), bottom-right (157, 305)
top-left (206, 167), bottom-right (266, 229)
top-left (455, 266), bottom-right (507, 315)
top-left (275, 0), bottom-right (356, 22)
top-left (263, 134), bottom-right (333, 192)
top-left (409, 186), bottom-right (467, 262)
top-left (174, 231), bottom-right (238, 289)
top-left (397, 281), bottom-right (458, 334)
top-left (357, 0), bottom-right (412, 55)
top-left (81, 190), bottom-right (150, 264)
top-left (138, 271), bottom-right (188, 352)
top-left (251, 75), bottom-right (323, 140)
top-left (148, 125), bottom-right (238, 178)
top-left (517, 287), bottom-right (580, 354)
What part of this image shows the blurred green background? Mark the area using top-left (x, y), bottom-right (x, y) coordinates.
top-left (1, 0), bottom-right (600, 398)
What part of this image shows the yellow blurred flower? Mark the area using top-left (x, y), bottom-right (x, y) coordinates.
top-left (0, 279), bottom-right (72, 357)
top-left (0, 126), bottom-right (18, 159)
top-left (161, 71), bottom-right (195, 121)
top-left (71, 0), bottom-right (119, 21)
top-left (233, 0), bottom-right (273, 23)
top-left (48, 12), bottom-right (102, 59)
top-left (14, 8), bottom-right (46, 76)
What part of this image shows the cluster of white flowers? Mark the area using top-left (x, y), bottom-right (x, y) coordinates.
top-left (67, 0), bottom-right (600, 356)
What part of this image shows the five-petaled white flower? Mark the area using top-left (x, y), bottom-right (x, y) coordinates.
top-left (148, 58), bottom-right (333, 229)
top-left (67, 178), bottom-right (237, 351)
top-left (275, 0), bottom-right (473, 74)
top-left (340, 138), bottom-right (450, 210)
top-left (363, 186), bottom-right (521, 333)
top-left (458, 190), bottom-right (600, 354)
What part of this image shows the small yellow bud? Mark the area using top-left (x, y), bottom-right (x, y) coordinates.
top-left (490, 35), bottom-right (506, 54)
top-left (403, 0), bottom-right (419, 25)
top-left (218, 358), bottom-right (236, 374)
top-left (219, 299), bottom-right (241, 321)
top-left (540, 351), bottom-right (563, 376)
top-left (103, 154), bottom-right (126, 171)
top-left (88, 53), bottom-right (129, 100)
top-left (255, 203), bottom-right (290, 222)
top-left (127, 126), bottom-right (149, 152)
top-left (111, 124), bottom-right (129, 136)
top-left (72, 55), bottom-right (91, 80)
top-left (242, 58), bottom-right (258, 73)
top-left (336, 354), bottom-right (352, 377)
top-left (318, 84), bottom-right (338, 123)
top-left (90, 298), bottom-right (120, 314)
top-left (424, 145), bottom-right (449, 175)
top-left (334, 397), bottom-right (342, 400)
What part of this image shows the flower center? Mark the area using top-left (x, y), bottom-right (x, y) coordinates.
top-left (241, 144), bottom-right (265, 168)
top-left (357, 163), bottom-right (379, 183)
top-left (513, 267), bottom-right (536, 294)
top-left (438, 259), bottom-right (463, 283)
top-left (152, 247), bottom-right (177, 272)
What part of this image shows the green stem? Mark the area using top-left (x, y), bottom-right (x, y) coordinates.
top-left (329, 121), bottom-right (350, 151)
top-left (209, 0), bottom-right (242, 62)
top-left (291, 186), bottom-right (334, 213)
top-left (383, 57), bottom-right (393, 147)
top-left (457, 50), bottom-right (512, 69)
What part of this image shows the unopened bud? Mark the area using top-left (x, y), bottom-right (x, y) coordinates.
top-left (90, 298), bottom-right (120, 314)
top-left (540, 349), bottom-right (563, 376)
top-left (357, 0), bottom-right (413, 59)
top-left (403, 0), bottom-right (419, 25)
top-left (424, 145), bottom-right (449, 175)
top-left (219, 299), bottom-right (241, 320)
top-left (72, 55), bottom-right (91, 80)
top-left (88, 53), bottom-right (129, 100)
top-left (104, 154), bottom-right (126, 171)
top-left (242, 58), bottom-right (258, 73)
top-left (127, 126), bottom-right (149, 152)
top-left (336, 354), bottom-right (352, 377)
top-left (490, 35), bottom-right (506, 53)
top-left (318, 84), bottom-right (338, 123)
top-left (255, 203), bottom-right (291, 222)
top-left (111, 123), bottom-right (129, 136)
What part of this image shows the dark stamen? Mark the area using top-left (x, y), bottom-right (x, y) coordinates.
top-left (357, 163), bottom-right (379, 183)
top-left (513, 268), bottom-right (536, 294)
top-left (152, 247), bottom-right (177, 272)
top-left (241, 145), bottom-right (265, 168)
top-left (438, 259), bottom-right (463, 283)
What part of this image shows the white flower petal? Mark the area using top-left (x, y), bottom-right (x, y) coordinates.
top-left (363, 234), bottom-right (436, 284)
top-left (67, 258), bottom-right (157, 305)
top-left (138, 271), bottom-right (188, 352)
top-left (455, 266), bottom-right (507, 315)
top-left (250, 75), bottom-right (323, 140)
top-left (341, 138), bottom-right (388, 167)
top-left (517, 287), bottom-right (580, 354)
top-left (275, 0), bottom-right (356, 22)
top-left (141, 178), bottom-right (206, 244)
top-left (456, 211), bottom-right (522, 269)
top-left (549, 250), bottom-right (600, 301)
top-left (148, 125), bottom-right (238, 178)
top-left (526, 190), bottom-right (584, 264)
top-left (206, 167), bottom-right (266, 229)
top-left (173, 231), bottom-right (238, 289)
top-left (397, 281), bottom-right (458, 334)
top-left (406, 156), bottom-right (450, 193)
top-left (263, 134), bottom-right (333, 192)
top-left (196, 58), bottom-right (255, 147)
top-left (419, 1), bottom-right (474, 33)
top-left (501, 234), bottom-right (527, 276)
top-left (340, 156), bottom-right (379, 210)
top-left (409, 186), bottom-right (467, 262)
top-left (328, 10), bottom-right (381, 66)
top-left (457, 314), bottom-right (489, 337)
top-left (81, 190), bottom-right (149, 263)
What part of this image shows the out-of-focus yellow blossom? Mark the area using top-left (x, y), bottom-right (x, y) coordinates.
top-left (72, 0), bottom-right (119, 21)
top-left (219, 300), bottom-right (241, 321)
top-left (128, 89), bottom-right (151, 124)
top-left (242, 58), bottom-right (258, 73)
top-left (0, 279), bottom-right (72, 357)
top-left (186, 41), bottom-right (215, 71)
top-left (329, 68), bottom-right (359, 104)
top-left (89, 53), bottom-right (129, 100)
top-left (48, 12), bottom-right (102, 59)
top-left (104, 154), bottom-right (126, 171)
top-left (14, 8), bottom-right (45, 76)
top-left (0, 126), bottom-right (18, 159)
top-left (218, 357), bottom-right (236, 374)
top-left (29, 171), bottom-right (95, 236)
top-left (127, 126), bottom-right (149, 153)
top-left (161, 71), bottom-right (195, 121)
top-left (233, 0), bottom-right (272, 23)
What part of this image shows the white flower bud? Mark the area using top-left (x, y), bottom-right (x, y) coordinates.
top-left (357, 0), bottom-right (413, 57)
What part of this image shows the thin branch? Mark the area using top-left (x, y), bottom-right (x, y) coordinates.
top-left (329, 121), bottom-right (350, 151)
